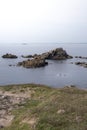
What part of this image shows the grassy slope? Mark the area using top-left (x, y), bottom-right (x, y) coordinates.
top-left (0, 84), bottom-right (87, 130)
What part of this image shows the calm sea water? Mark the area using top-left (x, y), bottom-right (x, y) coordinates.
top-left (0, 43), bottom-right (87, 88)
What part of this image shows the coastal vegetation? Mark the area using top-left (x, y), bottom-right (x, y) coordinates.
top-left (0, 84), bottom-right (87, 130)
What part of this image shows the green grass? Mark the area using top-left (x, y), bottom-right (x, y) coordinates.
top-left (0, 84), bottom-right (87, 130)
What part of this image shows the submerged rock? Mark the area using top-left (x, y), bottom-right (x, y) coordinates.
top-left (18, 58), bottom-right (48, 68)
top-left (2, 53), bottom-right (18, 59)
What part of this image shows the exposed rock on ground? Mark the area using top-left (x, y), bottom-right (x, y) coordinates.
top-left (2, 53), bottom-right (18, 59)
top-left (0, 84), bottom-right (87, 130)
top-left (0, 86), bottom-right (31, 128)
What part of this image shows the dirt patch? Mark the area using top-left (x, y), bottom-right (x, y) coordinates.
top-left (22, 117), bottom-right (38, 128)
top-left (0, 115), bottom-right (14, 127)
top-left (0, 89), bottom-right (32, 128)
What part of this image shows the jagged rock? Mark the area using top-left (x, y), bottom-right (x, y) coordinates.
top-left (18, 58), bottom-right (48, 68)
top-left (35, 48), bottom-right (73, 60)
top-left (2, 53), bottom-right (18, 59)
top-left (21, 48), bottom-right (73, 60)
top-left (18, 48), bottom-right (72, 68)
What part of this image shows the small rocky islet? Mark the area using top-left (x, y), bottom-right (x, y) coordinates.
top-left (2, 48), bottom-right (87, 69)
top-left (18, 58), bottom-right (48, 68)
top-left (2, 53), bottom-right (18, 59)
top-left (18, 48), bottom-right (73, 68)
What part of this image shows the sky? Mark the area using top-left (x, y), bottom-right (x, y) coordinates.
top-left (0, 0), bottom-right (87, 44)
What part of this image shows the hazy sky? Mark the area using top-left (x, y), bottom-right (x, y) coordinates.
top-left (0, 0), bottom-right (87, 44)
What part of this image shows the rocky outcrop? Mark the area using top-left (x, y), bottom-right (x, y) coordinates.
top-left (40, 48), bottom-right (73, 60)
top-left (18, 57), bottom-right (48, 68)
top-left (75, 62), bottom-right (87, 68)
top-left (2, 53), bottom-right (18, 59)
top-left (17, 48), bottom-right (72, 68)
top-left (21, 48), bottom-right (73, 60)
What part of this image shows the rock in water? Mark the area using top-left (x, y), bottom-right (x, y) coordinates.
top-left (18, 58), bottom-right (48, 68)
top-left (2, 53), bottom-right (18, 59)
top-left (17, 48), bottom-right (72, 68)
top-left (38, 48), bottom-right (73, 60)
top-left (75, 62), bottom-right (87, 68)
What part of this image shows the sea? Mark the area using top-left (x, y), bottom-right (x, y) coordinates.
top-left (0, 43), bottom-right (87, 88)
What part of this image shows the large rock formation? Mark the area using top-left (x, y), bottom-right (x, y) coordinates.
top-left (21, 48), bottom-right (73, 60)
top-left (18, 57), bottom-right (48, 68)
top-left (40, 48), bottom-right (73, 60)
top-left (2, 53), bottom-right (18, 59)
top-left (18, 48), bottom-right (72, 68)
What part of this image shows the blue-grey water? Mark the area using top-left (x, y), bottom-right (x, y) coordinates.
top-left (0, 43), bottom-right (87, 88)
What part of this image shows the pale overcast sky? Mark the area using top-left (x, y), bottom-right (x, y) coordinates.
top-left (0, 0), bottom-right (87, 44)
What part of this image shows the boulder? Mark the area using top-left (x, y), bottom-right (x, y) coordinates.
top-left (2, 53), bottom-right (18, 59)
